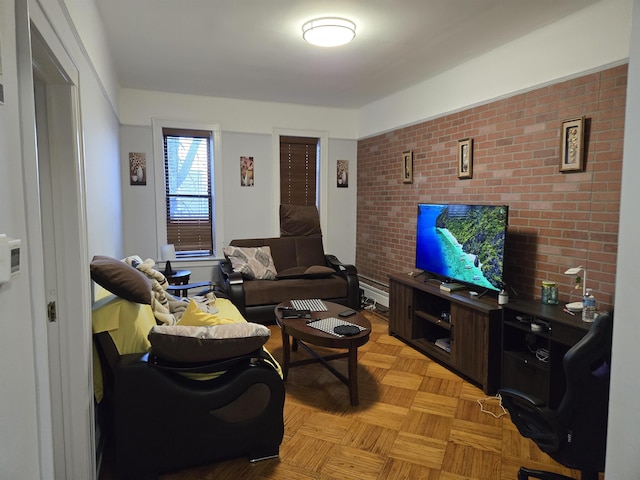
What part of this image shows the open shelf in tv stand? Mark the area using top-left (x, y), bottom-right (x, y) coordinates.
top-left (388, 272), bottom-right (502, 394)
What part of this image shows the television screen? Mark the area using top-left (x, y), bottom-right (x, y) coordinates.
top-left (416, 203), bottom-right (508, 292)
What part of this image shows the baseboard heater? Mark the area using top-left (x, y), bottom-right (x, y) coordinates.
top-left (358, 275), bottom-right (389, 308)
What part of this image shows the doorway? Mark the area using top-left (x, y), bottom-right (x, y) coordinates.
top-left (19, 13), bottom-right (95, 479)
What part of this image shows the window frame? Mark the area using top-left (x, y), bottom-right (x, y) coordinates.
top-left (272, 128), bottom-right (328, 235)
top-left (153, 119), bottom-right (224, 259)
top-left (279, 135), bottom-right (319, 207)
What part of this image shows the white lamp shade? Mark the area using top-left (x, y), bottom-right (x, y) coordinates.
top-left (160, 244), bottom-right (176, 261)
top-left (564, 265), bottom-right (586, 297)
top-left (302, 17), bottom-right (356, 47)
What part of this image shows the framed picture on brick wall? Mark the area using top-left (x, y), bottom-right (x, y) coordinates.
top-left (458, 138), bottom-right (473, 179)
top-left (402, 150), bottom-right (413, 184)
top-left (560, 116), bottom-right (585, 172)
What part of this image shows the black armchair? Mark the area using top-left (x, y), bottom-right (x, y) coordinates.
top-left (499, 310), bottom-right (613, 480)
top-left (93, 295), bottom-right (285, 480)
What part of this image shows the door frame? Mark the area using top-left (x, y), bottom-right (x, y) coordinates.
top-left (16, 0), bottom-right (95, 477)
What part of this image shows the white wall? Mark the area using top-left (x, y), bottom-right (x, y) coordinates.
top-left (118, 91), bottom-right (360, 281)
top-left (606, 0), bottom-right (640, 476)
top-left (119, 88), bottom-right (359, 137)
top-left (120, 122), bottom-right (358, 283)
top-left (0, 0), bottom-right (122, 478)
top-left (358, 0), bottom-right (631, 138)
top-left (0, 1), bottom-right (40, 478)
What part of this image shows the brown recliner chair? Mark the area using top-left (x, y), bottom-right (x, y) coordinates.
top-left (216, 205), bottom-right (360, 324)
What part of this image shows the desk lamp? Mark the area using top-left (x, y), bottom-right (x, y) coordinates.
top-left (160, 244), bottom-right (177, 276)
top-left (564, 266), bottom-right (586, 311)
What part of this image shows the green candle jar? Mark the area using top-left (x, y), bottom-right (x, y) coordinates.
top-left (541, 281), bottom-right (559, 305)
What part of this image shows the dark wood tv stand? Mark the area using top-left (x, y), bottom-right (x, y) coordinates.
top-left (388, 273), bottom-right (502, 394)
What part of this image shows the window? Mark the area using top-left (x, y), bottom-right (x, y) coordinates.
top-left (162, 127), bottom-right (213, 256)
top-left (280, 135), bottom-right (319, 206)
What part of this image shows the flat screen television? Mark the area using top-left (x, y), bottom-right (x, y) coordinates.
top-left (416, 203), bottom-right (509, 292)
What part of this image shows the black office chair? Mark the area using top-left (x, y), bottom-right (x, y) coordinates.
top-left (499, 310), bottom-right (613, 480)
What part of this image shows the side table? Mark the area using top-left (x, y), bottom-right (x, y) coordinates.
top-left (165, 269), bottom-right (191, 297)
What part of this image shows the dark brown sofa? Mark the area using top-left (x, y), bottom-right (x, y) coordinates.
top-left (217, 235), bottom-right (360, 324)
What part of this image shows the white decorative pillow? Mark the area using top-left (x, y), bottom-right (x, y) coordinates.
top-left (222, 246), bottom-right (277, 280)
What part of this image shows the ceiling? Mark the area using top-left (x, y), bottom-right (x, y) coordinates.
top-left (95, 0), bottom-right (597, 109)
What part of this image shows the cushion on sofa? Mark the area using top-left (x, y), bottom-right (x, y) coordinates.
top-left (148, 323), bottom-right (271, 363)
top-left (90, 255), bottom-right (152, 304)
top-left (280, 204), bottom-right (322, 237)
top-left (277, 265), bottom-right (335, 279)
top-left (243, 276), bottom-right (348, 306)
top-left (222, 246), bottom-right (278, 280)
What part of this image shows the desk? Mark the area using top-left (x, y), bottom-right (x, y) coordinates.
top-left (501, 300), bottom-right (592, 409)
top-left (165, 269), bottom-right (191, 297)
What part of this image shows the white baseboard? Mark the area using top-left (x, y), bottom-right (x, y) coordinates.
top-left (360, 281), bottom-right (389, 308)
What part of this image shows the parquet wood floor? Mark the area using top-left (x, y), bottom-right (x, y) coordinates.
top-left (100, 310), bottom-right (591, 480)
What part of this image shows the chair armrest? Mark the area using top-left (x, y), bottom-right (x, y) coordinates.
top-left (325, 254), bottom-right (360, 310)
top-left (499, 388), bottom-right (545, 408)
top-left (218, 258), bottom-right (244, 283)
top-left (216, 258), bottom-right (246, 313)
top-left (325, 254), bottom-right (357, 275)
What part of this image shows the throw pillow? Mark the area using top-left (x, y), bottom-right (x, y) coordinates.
top-left (222, 246), bottom-right (277, 280)
top-left (90, 255), bottom-right (151, 304)
top-left (276, 266), bottom-right (307, 279)
top-left (148, 323), bottom-right (271, 363)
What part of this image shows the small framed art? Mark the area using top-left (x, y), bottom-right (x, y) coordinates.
top-left (337, 160), bottom-right (349, 187)
top-left (241, 156), bottom-right (254, 186)
top-left (129, 152), bottom-right (146, 185)
top-left (458, 138), bottom-right (473, 179)
top-left (402, 150), bottom-right (413, 184)
top-left (560, 116), bottom-right (585, 172)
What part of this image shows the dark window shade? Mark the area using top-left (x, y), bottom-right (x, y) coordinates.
top-left (280, 136), bottom-right (318, 206)
top-left (163, 128), bottom-right (213, 255)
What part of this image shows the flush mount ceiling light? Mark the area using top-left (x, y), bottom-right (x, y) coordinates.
top-left (302, 17), bottom-right (356, 47)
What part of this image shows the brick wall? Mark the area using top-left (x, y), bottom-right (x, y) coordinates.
top-left (356, 64), bottom-right (627, 309)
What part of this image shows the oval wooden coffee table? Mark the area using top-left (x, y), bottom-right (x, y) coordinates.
top-left (274, 301), bottom-right (371, 406)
